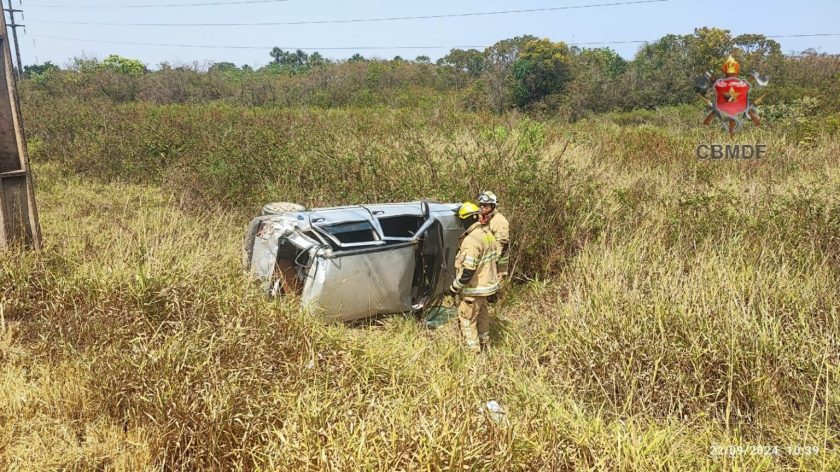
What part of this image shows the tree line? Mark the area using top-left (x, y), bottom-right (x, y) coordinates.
top-left (20, 28), bottom-right (840, 118)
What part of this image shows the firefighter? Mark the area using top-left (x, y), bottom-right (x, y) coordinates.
top-left (477, 191), bottom-right (510, 279)
top-left (449, 202), bottom-right (499, 353)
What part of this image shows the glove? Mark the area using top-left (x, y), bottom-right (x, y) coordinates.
top-left (488, 293), bottom-right (499, 304)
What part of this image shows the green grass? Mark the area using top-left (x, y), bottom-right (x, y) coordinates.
top-left (1, 104), bottom-right (839, 470)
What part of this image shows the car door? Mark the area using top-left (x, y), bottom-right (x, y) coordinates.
top-left (300, 203), bottom-right (446, 321)
top-left (302, 242), bottom-right (418, 322)
top-left (301, 206), bottom-right (414, 322)
top-left (365, 201), bottom-right (446, 309)
top-left (410, 212), bottom-right (445, 309)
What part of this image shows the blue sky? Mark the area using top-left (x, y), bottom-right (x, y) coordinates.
top-left (10, 0), bottom-right (840, 69)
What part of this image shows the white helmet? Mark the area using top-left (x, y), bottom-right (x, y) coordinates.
top-left (477, 191), bottom-right (498, 206)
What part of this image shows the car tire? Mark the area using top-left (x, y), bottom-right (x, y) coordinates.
top-left (262, 202), bottom-right (305, 216)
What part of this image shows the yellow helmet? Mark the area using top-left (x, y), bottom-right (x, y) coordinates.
top-left (458, 202), bottom-right (480, 219)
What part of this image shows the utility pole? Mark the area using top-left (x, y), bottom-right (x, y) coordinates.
top-left (0, 3), bottom-right (40, 249)
top-left (1, 0), bottom-right (23, 79)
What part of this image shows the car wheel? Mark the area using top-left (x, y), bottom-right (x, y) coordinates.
top-left (262, 202), bottom-right (305, 216)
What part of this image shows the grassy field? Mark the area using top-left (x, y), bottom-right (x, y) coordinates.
top-left (1, 102), bottom-right (839, 470)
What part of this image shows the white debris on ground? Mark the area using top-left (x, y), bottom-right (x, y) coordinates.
top-left (485, 400), bottom-right (507, 423)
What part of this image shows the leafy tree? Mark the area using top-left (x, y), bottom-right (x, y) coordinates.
top-left (510, 38), bottom-right (572, 108)
top-left (258, 63), bottom-right (287, 74)
top-left (415, 55), bottom-right (431, 64)
top-left (348, 53), bottom-right (367, 63)
top-left (270, 47), bottom-right (309, 67)
top-left (437, 48), bottom-right (485, 77)
top-left (393, 55), bottom-right (404, 62)
top-left (309, 52), bottom-right (327, 67)
top-left (565, 47), bottom-right (627, 115)
top-left (575, 47), bottom-right (626, 79)
top-left (69, 56), bottom-right (102, 73)
top-left (23, 61), bottom-right (59, 78)
top-left (270, 47), bottom-right (285, 65)
top-left (208, 62), bottom-right (239, 73)
top-left (625, 31), bottom-right (703, 108)
top-left (686, 27), bottom-right (733, 73)
top-left (101, 54), bottom-right (147, 75)
top-left (484, 36), bottom-right (538, 67)
top-left (732, 34), bottom-right (782, 73)
top-left (621, 28), bottom-right (743, 109)
top-left (482, 36), bottom-right (537, 112)
top-left (268, 47), bottom-right (312, 76)
top-left (733, 34), bottom-right (780, 58)
top-left (292, 49), bottom-right (309, 67)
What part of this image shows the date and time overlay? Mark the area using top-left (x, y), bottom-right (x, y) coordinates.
top-left (709, 444), bottom-right (833, 459)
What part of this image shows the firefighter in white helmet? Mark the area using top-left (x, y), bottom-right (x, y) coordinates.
top-left (449, 202), bottom-right (499, 353)
top-left (477, 191), bottom-right (510, 279)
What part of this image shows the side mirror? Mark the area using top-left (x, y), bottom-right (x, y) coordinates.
top-left (421, 200), bottom-right (430, 219)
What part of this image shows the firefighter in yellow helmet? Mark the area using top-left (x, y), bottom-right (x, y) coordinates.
top-left (449, 202), bottom-right (499, 353)
top-left (477, 191), bottom-right (510, 279)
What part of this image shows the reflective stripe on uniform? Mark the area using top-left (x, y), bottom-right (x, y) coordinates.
top-left (462, 282), bottom-right (499, 296)
top-left (463, 255), bottom-right (478, 270)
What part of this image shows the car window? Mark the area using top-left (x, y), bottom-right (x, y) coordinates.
top-left (321, 220), bottom-right (379, 244)
top-left (364, 203), bottom-right (425, 240)
top-left (377, 215), bottom-right (425, 238)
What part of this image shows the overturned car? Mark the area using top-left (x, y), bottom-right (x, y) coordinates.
top-left (243, 201), bottom-right (464, 322)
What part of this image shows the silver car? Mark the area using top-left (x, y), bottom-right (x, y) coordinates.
top-left (243, 201), bottom-right (463, 322)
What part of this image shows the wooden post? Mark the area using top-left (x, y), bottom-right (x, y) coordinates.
top-left (0, 6), bottom-right (40, 249)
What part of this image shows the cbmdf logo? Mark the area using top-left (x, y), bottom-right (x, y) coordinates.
top-left (696, 56), bottom-right (769, 136)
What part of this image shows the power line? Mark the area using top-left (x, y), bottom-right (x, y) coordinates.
top-left (28, 34), bottom-right (458, 50)
top-left (24, 34), bottom-right (658, 50)
top-left (27, 33), bottom-right (840, 52)
top-left (28, 0), bottom-right (669, 27)
top-left (26, 0), bottom-right (291, 8)
top-left (765, 33), bottom-right (840, 39)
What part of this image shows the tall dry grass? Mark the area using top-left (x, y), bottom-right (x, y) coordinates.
top-left (1, 103), bottom-right (838, 469)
